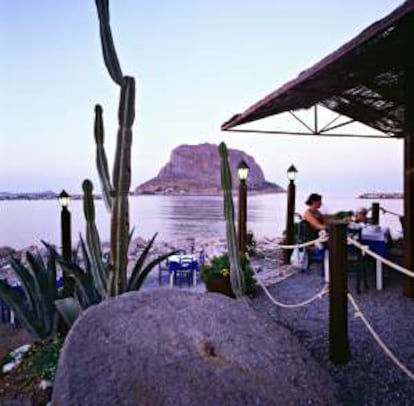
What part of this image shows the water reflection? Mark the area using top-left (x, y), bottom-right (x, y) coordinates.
top-left (0, 194), bottom-right (404, 249)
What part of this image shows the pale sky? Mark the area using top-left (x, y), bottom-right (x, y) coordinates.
top-left (0, 0), bottom-right (405, 196)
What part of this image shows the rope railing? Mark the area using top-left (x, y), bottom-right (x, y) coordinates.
top-left (347, 237), bottom-right (414, 279)
top-left (274, 235), bottom-right (328, 250)
top-left (252, 267), bottom-right (329, 308)
top-left (348, 292), bottom-right (414, 382)
top-left (262, 234), bottom-right (328, 250)
top-left (380, 206), bottom-right (403, 218)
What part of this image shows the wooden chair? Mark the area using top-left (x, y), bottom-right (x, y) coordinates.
top-left (347, 228), bottom-right (368, 294)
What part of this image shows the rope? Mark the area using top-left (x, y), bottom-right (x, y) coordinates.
top-left (380, 206), bottom-right (402, 218)
top-left (347, 237), bottom-right (414, 279)
top-left (276, 236), bottom-right (328, 250)
top-left (252, 267), bottom-right (329, 308)
top-left (347, 293), bottom-right (414, 381)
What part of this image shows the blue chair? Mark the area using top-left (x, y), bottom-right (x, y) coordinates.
top-left (175, 257), bottom-right (197, 287)
top-left (1, 297), bottom-right (11, 323)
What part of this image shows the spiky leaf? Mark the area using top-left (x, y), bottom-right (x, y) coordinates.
top-left (55, 297), bottom-right (82, 328)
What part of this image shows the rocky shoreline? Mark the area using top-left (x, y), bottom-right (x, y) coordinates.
top-left (358, 192), bottom-right (403, 199)
top-left (0, 236), bottom-right (229, 283)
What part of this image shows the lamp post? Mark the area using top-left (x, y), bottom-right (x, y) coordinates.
top-left (58, 190), bottom-right (72, 262)
top-left (285, 165), bottom-right (298, 263)
top-left (58, 190), bottom-right (72, 294)
top-left (237, 159), bottom-right (249, 254)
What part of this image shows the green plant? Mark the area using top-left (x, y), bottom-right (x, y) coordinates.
top-left (49, 194), bottom-right (175, 327)
top-left (0, 249), bottom-right (61, 340)
top-left (24, 336), bottom-right (64, 382)
top-left (51, 1), bottom-right (178, 327)
top-left (201, 253), bottom-right (257, 296)
top-left (218, 142), bottom-right (246, 298)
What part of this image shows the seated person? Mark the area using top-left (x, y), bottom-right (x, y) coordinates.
top-left (353, 207), bottom-right (368, 223)
top-left (303, 193), bottom-right (326, 239)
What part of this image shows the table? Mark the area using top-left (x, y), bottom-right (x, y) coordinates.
top-left (324, 225), bottom-right (389, 290)
top-left (361, 225), bottom-right (389, 290)
top-left (168, 254), bottom-right (199, 287)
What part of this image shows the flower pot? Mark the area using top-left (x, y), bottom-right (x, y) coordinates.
top-left (205, 274), bottom-right (235, 298)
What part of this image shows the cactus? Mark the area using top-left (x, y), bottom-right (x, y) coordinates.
top-left (218, 142), bottom-right (246, 298)
top-left (92, 0), bottom-right (136, 294)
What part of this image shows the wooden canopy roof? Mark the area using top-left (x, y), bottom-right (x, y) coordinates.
top-left (222, 0), bottom-right (414, 138)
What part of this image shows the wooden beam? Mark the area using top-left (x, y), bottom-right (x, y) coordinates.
top-left (402, 15), bottom-right (414, 298)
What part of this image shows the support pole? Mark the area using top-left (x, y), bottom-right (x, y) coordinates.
top-left (238, 180), bottom-right (247, 254)
top-left (284, 180), bottom-right (296, 263)
top-left (403, 15), bottom-right (414, 298)
top-left (329, 221), bottom-right (349, 364)
top-left (371, 202), bottom-right (380, 225)
top-left (61, 206), bottom-right (73, 294)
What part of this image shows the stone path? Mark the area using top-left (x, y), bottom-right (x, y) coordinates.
top-left (249, 238), bottom-right (298, 287)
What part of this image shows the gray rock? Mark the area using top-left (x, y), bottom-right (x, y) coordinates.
top-left (134, 143), bottom-right (285, 195)
top-left (52, 290), bottom-right (338, 406)
top-left (0, 246), bottom-right (16, 258)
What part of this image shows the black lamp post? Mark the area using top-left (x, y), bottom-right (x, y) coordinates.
top-left (58, 190), bottom-right (72, 262)
top-left (58, 190), bottom-right (72, 294)
top-left (237, 159), bottom-right (249, 253)
top-left (285, 165), bottom-right (298, 263)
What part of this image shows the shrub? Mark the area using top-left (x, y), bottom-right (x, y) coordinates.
top-left (201, 252), bottom-right (257, 297)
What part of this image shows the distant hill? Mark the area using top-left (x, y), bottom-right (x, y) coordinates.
top-left (358, 192), bottom-right (403, 199)
top-left (0, 191), bottom-right (58, 200)
top-left (0, 191), bottom-right (96, 201)
top-left (134, 143), bottom-right (285, 195)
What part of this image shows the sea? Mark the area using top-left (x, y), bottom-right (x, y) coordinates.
top-left (0, 193), bottom-right (404, 250)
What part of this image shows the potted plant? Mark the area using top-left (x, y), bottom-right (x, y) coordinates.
top-left (201, 253), bottom-right (257, 298)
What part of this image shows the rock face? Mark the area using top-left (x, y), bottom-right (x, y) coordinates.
top-left (135, 143), bottom-right (284, 194)
top-left (52, 290), bottom-right (338, 406)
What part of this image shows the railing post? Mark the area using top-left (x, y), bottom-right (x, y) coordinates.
top-left (238, 178), bottom-right (247, 253)
top-left (402, 18), bottom-right (414, 298)
top-left (329, 221), bottom-right (349, 364)
top-left (371, 202), bottom-right (380, 225)
top-left (284, 180), bottom-right (296, 263)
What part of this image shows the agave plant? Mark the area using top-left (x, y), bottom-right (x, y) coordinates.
top-left (51, 180), bottom-right (176, 327)
top-left (0, 249), bottom-right (60, 340)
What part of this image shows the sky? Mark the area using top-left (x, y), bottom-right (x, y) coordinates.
top-left (0, 0), bottom-right (405, 196)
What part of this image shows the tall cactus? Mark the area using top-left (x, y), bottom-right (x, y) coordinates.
top-left (93, 0), bottom-right (135, 294)
top-left (218, 142), bottom-right (246, 298)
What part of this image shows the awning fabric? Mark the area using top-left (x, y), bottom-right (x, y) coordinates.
top-left (222, 0), bottom-right (414, 138)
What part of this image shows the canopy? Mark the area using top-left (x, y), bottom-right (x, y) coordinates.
top-left (221, 0), bottom-right (414, 297)
top-left (222, 0), bottom-right (414, 138)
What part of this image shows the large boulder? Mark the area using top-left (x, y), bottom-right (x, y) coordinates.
top-left (52, 290), bottom-right (338, 405)
top-left (134, 143), bottom-right (284, 195)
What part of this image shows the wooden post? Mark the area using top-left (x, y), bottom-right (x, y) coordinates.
top-left (284, 180), bottom-right (296, 263)
top-left (371, 202), bottom-right (380, 225)
top-left (329, 221), bottom-right (349, 364)
top-left (61, 206), bottom-right (73, 295)
top-left (238, 179), bottom-right (247, 253)
top-left (403, 16), bottom-right (414, 298)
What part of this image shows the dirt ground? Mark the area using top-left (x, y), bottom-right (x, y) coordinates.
top-left (0, 323), bottom-right (33, 360)
top-left (0, 324), bottom-right (47, 405)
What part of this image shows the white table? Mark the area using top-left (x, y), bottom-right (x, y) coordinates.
top-left (361, 225), bottom-right (389, 290)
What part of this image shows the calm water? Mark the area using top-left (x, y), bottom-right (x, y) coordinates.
top-left (0, 193), bottom-right (404, 250)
